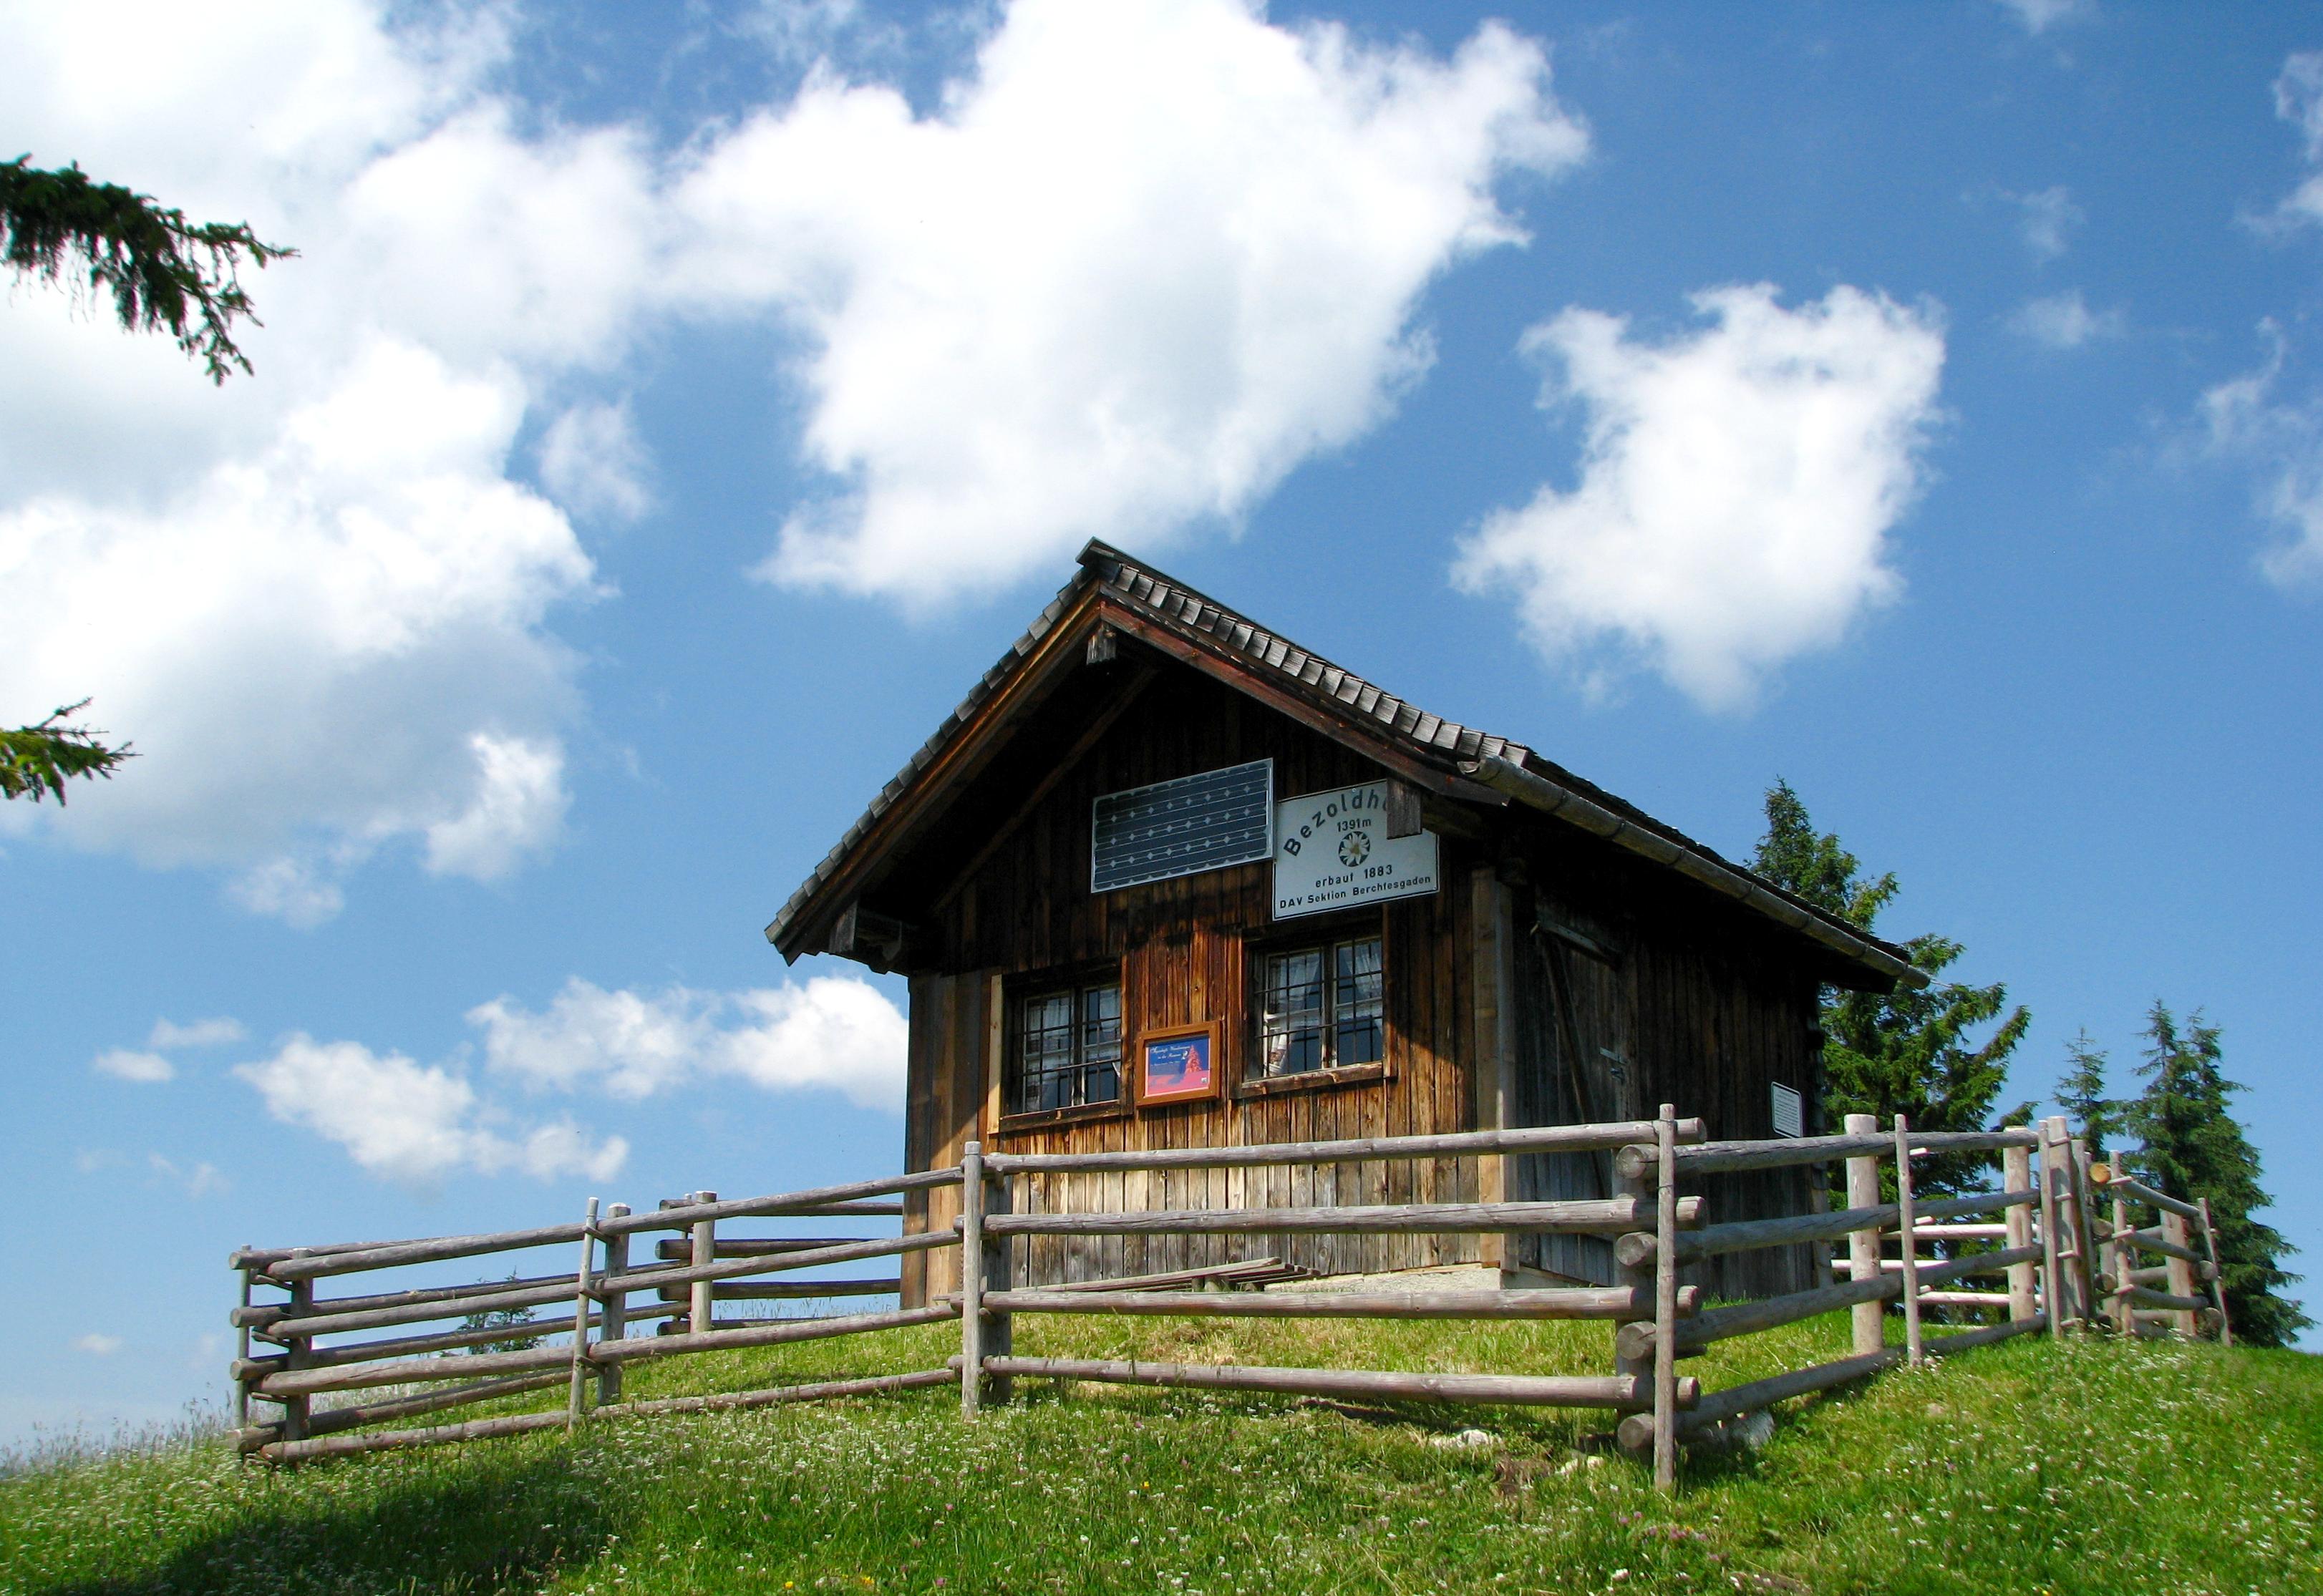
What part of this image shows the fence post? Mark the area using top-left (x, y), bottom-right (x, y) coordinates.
top-left (2002, 1142), bottom-right (2037, 1324)
top-left (2068, 1137), bottom-right (2101, 1326)
top-left (567, 1197), bottom-right (600, 1425)
top-left (2039, 1117), bottom-right (2085, 1332)
top-left (689, 1192), bottom-right (718, 1337)
top-left (2197, 1197), bottom-right (2234, 1346)
top-left (1613, 1129), bottom-right (1656, 1461)
top-left (598, 1203), bottom-right (630, 1406)
top-left (280, 1276), bottom-right (313, 1449)
top-left (960, 1142), bottom-right (986, 1418)
top-left (1651, 1104), bottom-right (1679, 1492)
top-left (2036, 1121), bottom-right (2065, 1338)
top-left (985, 1153), bottom-right (1015, 1409)
top-left (2106, 1192), bottom-right (2133, 1335)
top-left (2162, 1208), bottom-right (2200, 1338)
top-left (1843, 1113), bottom-right (1884, 1356)
top-left (1893, 1116), bottom-right (1923, 1366)
top-left (234, 1262), bottom-right (253, 1434)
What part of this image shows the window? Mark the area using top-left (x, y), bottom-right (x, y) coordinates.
top-left (1256, 934), bottom-right (1383, 1079)
top-left (1008, 979), bottom-right (1123, 1114)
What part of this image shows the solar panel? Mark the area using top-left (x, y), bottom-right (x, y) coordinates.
top-left (1091, 759), bottom-right (1274, 893)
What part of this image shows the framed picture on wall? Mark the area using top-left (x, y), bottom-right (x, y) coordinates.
top-left (1136, 1021), bottom-right (1220, 1106)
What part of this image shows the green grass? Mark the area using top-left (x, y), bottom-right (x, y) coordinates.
top-left (4, 1313), bottom-right (2319, 1595)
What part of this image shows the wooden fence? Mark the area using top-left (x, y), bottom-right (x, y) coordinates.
top-left (228, 1111), bottom-right (2229, 1485)
top-left (229, 1169), bottom-right (963, 1464)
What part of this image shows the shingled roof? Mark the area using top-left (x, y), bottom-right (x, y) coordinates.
top-left (766, 540), bottom-right (1921, 989)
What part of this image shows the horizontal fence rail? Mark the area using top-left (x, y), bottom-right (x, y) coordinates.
top-left (981, 1119), bottom-right (1707, 1175)
top-left (968, 1356), bottom-right (1692, 1413)
top-left (967, 1286), bottom-right (1697, 1322)
top-left (980, 1197), bottom-right (1697, 1238)
top-left (231, 1109), bottom-right (2226, 1482)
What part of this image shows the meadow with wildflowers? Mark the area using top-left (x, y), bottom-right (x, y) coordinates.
top-left (2, 1313), bottom-right (2316, 1595)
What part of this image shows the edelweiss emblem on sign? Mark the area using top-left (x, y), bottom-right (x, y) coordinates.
top-left (1339, 831), bottom-right (1371, 867)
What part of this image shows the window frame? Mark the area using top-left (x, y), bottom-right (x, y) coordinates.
top-left (1239, 912), bottom-right (1392, 1097)
top-left (998, 965), bottom-right (1129, 1128)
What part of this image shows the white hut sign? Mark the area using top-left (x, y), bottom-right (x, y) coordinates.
top-left (1272, 781), bottom-right (1440, 920)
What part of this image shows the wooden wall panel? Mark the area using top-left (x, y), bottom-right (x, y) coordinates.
top-left (1503, 835), bottom-right (1826, 1299)
top-left (889, 655), bottom-right (1830, 1298)
top-left (891, 665), bottom-right (1488, 1285)
top-left (900, 972), bottom-right (942, 1308)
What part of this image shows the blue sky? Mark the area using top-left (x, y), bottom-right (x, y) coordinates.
top-left (5, 0), bottom-right (2321, 1441)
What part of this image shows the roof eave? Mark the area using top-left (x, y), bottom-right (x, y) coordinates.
top-left (764, 565), bottom-right (1107, 960)
top-left (1458, 752), bottom-right (1924, 991)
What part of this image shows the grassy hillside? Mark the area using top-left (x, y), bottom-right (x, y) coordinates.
top-left (4, 1312), bottom-right (2318, 1595)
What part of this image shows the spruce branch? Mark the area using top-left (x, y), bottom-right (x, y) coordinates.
top-left (1, 700), bottom-right (134, 804)
top-left (0, 155), bottom-right (295, 382)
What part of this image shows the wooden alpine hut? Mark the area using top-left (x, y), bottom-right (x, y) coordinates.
top-left (765, 542), bottom-right (1921, 1305)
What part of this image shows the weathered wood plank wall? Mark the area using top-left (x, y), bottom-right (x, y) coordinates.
top-left (899, 662), bottom-right (1828, 1303)
top-left (902, 671), bottom-right (1485, 1300)
top-left (1506, 827), bottom-right (1825, 1300)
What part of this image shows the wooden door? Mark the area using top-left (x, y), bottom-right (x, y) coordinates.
top-left (1508, 897), bottom-right (1633, 1284)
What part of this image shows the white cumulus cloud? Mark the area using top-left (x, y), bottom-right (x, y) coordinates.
top-left (471, 973), bottom-right (907, 1111)
top-left (233, 971), bottom-right (900, 1184)
top-left (149, 1017), bottom-right (247, 1050)
top-left (2276, 52), bottom-right (2323, 228)
top-left (0, 4), bottom-right (639, 922)
top-left (1997, 0), bottom-right (2091, 36)
top-left (149, 1154), bottom-right (230, 1199)
top-left (228, 858), bottom-right (349, 930)
top-left (4, 0), bottom-right (1595, 916)
top-left (92, 1050), bottom-right (175, 1084)
top-left (94, 1014), bottom-right (251, 1081)
top-left (538, 401), bottom-right (655, 523)
top-left (2004, 185), bottom-right (2083, 262)
top-left (236, 1035), bottom-right (628, 1188)
top-left (1, 341), bottom-right (596, 918)
top-left (2200, 326), bottom-right (2323, 588)
top-left (2198, 59), bottom-right (2323, 588)
top-left (671, 0), bottom-right (1588, 605)
top-left (717, 979), bottom-right (909, 1104)
top-left (420, 733), bottom-right (572, 882)
top-left (2009, 289), bottom-right (2123, 349)
top-left (1455, 284), bottom-right (1946, 711)
top-left (74, 1333), bottom-right (123, 1356)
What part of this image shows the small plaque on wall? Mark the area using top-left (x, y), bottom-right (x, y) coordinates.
top-left (1770, 1081), bottom-right (1804, 1139)
top-left (1137, 1021), bottom-right (1219, 1106)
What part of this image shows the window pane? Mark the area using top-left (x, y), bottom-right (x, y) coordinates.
top-left (1261, 949), bottom-right (1326, 1076)
top-left (1080, 984), bottom-right (1122, 1103)
top-left (1019, 991), bottom-right (1076, 1111)
top-left (1083, 1059), bottom-right (1120, 1105)
top-left (1334, 936), bottom-right (1384, 1066)
top-left (1012, 982), bottom-right (1124, 1114)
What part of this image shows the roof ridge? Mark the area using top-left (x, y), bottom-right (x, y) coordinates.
top-left (1077, 540), bottom-right (1532, 769)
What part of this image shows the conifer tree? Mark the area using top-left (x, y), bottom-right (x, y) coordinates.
top-left (2125, 1002), bottom-right (2307, 1348)
top-left (2055, 1028), bottom-right (2125, 1162)
top-left (1753, 779), bottom-right (2031, 1194)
